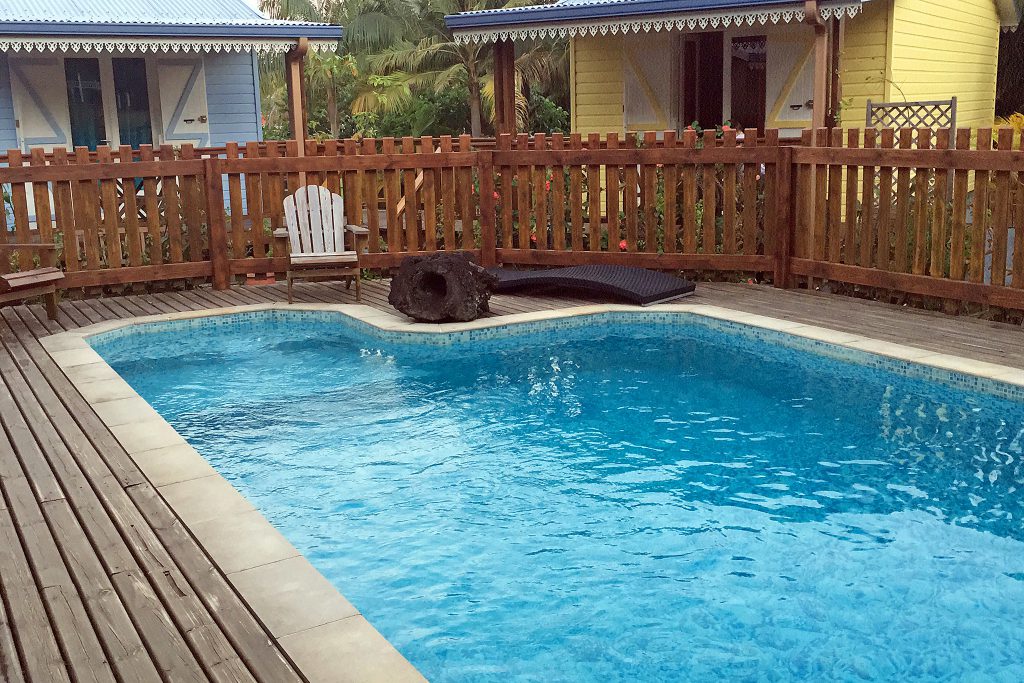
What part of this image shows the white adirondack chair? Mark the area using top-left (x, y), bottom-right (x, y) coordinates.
top-left (274, 185), bottom-right (369, 303)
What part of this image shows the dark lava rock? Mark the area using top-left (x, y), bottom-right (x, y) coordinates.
top-left (388, 253), bottom-right (497, 322)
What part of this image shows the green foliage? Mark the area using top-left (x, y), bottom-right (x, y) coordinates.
top-left (260, 0), bottom-right (570, 138)
top-left (527, 92), bottom-right (569, 134)
top-left (368, 87), bottom-right (474, 137)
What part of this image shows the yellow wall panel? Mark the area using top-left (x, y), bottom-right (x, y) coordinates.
top-left (887, 0), bottom-right (1000, 129)
top-left (838, 0), bottom-right (890, 128)
top-left (570, 36), bottom-right (624, 135)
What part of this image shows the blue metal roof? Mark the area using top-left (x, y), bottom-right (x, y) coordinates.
top-left (446, 0), bottom-right (811, 30)
top-left (0, 0), bottom-right (341, 40)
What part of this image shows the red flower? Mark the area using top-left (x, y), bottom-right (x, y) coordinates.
top-left (530, 231), bottom-right (538, 243)
top-left (493, 191), bottom-right (500, 200)
top-left (545, 180), bottom-right (551, 191)
top-left (619, 239), bottom-right (628, 251)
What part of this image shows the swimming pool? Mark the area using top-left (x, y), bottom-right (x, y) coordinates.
top-left (90, 309), bottom-right (1024, 682)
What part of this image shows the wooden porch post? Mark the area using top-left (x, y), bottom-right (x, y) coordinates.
top-left (829, 18), bottom-right (843, 127)
top-left (492, 40), bottom-right (517, 136)
top-left (805, 0), bottom-right (828, 129)
top-left (286, 38), bottom-right (309, 155)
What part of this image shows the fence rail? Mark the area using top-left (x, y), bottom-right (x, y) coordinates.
top-left (2, 127), bottom-right (1024, 311)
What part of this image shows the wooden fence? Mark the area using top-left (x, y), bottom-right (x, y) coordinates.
top-left (2, 128), bottom-right (1024, 310)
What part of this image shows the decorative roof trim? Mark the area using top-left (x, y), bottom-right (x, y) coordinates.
top-left (0, 35), bottom-right (338, 54)
top-left (452, 1), bottom-right (862, 44)
top-left (0, 20), bottom-right (341, 39)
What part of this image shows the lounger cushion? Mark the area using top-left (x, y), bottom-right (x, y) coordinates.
top-left (487, 265), bottom-right (696, 306)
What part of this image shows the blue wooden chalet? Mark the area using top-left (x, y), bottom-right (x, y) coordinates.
top-left (0, 0), bottom-right (341, 153)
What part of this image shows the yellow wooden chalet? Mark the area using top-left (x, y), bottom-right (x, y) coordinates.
top-left (446, 0), bottom-right (1023, 136)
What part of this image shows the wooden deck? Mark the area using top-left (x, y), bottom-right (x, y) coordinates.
top-left (0, 280), bottom-right (1022, 682)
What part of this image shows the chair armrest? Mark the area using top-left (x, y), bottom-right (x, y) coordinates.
top-left (271, 229), bottom-right (291, 260)
top-left (0, 243), bottom-right (57, 251)
top-left (346, 226), bottom-right (370, 255)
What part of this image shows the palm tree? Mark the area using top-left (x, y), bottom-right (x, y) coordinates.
top-left (262, 0), bottom-right (415, 52)
top-left (512, 39), bottom-right (569, 129)
top-left (304, 52), bottom-right (356, 138)
top-left (364, 0), bottom-right (507, 137)
top-left (259, 0), bottom-right (413, 137)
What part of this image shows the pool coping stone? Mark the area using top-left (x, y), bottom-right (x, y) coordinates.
top-left (41, 300), bottom-right (1024, 683)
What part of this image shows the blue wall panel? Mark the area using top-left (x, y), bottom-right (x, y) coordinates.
top-left (204, 51), bottom-right (262, 146)
top-left (0, 55), bottom-right (19, 152)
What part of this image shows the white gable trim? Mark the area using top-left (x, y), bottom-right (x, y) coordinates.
top-left (453, 2), bottom-right (863, 45)
top-left (0, 36), bottom-right (337, 54)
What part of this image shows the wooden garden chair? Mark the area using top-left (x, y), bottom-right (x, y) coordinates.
top-left (0, 243), bottom-right (64, 320)
top-left (274, 185), bottom-right (368, 303)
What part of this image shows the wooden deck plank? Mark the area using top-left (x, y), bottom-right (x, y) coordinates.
top-left (116, 296), bottom-right (163, 317)
top-left (72, 299), bottom-right (116, 325)
top-left (0, 312), bottom-right (211, 681)
top-left (0, 330), bottom-right (162, 682)
top-left (3, 308), bottom-right (301, 683)
top-left (3, 478), bottom-right (115, 683)
top-left (41, 498), bottom-right (163, 683)
top-left (0, 501), bottom-right (71, 683)
top-left (57, 301), bottom-right (93, 329)
top-left (0, 548), bottom-right (26, 682)
top-left (7, 314), bottom-right (236, 683)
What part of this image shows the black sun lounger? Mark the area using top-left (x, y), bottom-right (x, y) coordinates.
top-left (487, 265), bottom-right (696, 306)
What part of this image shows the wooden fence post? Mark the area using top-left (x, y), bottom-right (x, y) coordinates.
top-left (203, 158), bottom-right (231, 290)
top-left (773, 145), bottom-right (795, 288)
top-left (478, 150), bottom-right (498, 266)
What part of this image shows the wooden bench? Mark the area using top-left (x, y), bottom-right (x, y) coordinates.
top-left (0, 244), bottom-right (64, 320)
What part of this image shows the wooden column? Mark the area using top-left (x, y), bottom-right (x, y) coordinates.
top-left (829, 17), bottom-right (843, 127)
top-left (286, 38), bottom-right (309, 154)
top-left (805, 0), bottom-right (828, 129)
top-left (492, 40), bottom-right (517, 136)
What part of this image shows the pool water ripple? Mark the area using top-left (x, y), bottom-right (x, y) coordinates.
top-left (94, 314), bottom-right (1024, 682)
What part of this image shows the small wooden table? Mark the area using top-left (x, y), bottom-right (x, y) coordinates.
top-left (0, 244), bottom-right (64, 319)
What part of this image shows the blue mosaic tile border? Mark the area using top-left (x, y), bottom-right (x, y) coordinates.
top-left (86, 308), bottom-right (1024, 404)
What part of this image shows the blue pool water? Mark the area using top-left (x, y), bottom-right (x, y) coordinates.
top-left (92, 312), bottom-right (1024, 682)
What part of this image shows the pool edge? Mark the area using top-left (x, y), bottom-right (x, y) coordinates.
top-left (40, 301), bottom-right (1024, 683)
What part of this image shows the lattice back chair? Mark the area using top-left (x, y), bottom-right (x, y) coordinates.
top-left (273, 185), bottom-right (369, 303)
top-left (866, 98), bottom-right (957, 144)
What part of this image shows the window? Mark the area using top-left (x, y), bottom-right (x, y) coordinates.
top-left (65, 58), bottom-right (107, 150)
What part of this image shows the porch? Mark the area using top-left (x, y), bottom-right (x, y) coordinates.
top-left (455, 0), bottom-right (850, 136)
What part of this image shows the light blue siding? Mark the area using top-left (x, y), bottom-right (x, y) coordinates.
top-left (0, 55), bottom-right (18, 152)
top-left (204, 51), bottom-right (262, 146)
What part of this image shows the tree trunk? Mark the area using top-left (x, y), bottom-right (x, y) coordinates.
top-left (327, 76), bottom-right (339, 138)
top-left (467, 65), bottom-right (483, 137)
